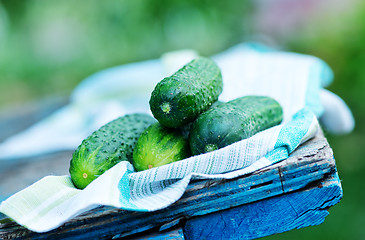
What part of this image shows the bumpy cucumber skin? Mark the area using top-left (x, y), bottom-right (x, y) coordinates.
top-left (69, 113), bottom-right (156, 189)
top-left (180, 100), bottom-right (224, 140)
top-left (132, 123), bottom-right (191, 171)
top-left (189, 96), bottom-right (283, 155)
top-left (150, 57), bottom-right (223, 128)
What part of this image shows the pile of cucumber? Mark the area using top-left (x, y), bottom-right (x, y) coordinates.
top-left (69, 57), bottom-right (283, 189)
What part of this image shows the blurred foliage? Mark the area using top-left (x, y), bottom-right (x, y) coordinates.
top-left (0, 0), bottom-right (253, 107)
top-left (287, 2), bottom-right (365, 123)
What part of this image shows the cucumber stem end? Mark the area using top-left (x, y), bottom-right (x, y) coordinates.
top-left (161, 102), bottom-right (171, 114)
top-left (205, 144), bottom-right (218, 153)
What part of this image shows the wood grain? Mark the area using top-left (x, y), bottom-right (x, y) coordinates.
top-left (184, 172), bottom-right (342, 240)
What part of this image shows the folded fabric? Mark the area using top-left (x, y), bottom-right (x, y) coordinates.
top-left (0, 43), bottom-right (354, 233)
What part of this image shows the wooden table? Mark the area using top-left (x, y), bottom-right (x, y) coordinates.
top-left (0, 100), bottom-right (342, 240)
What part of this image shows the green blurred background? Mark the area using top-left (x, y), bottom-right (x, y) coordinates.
top-left (0, 0), bottom-right (364, 239)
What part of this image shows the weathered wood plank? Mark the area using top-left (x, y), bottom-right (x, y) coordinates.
top-left (121, 227), bottom-right (185, 240)
top-left (183, 172), bottom-right (342, 240)
top-left (0, 131), bottom-right (338, 240)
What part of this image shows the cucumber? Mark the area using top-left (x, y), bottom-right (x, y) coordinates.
top-left (132, 122), bottom-right (191, 171)
top-left (149, 57), bottom-right (223, 128)
top-left (189, 96), bottom-right (283, 155)
top-left (69, 113), bottom-right (156, 189)
top-left (180, 100), bottom-right (224, 140)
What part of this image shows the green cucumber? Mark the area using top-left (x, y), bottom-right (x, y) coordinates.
top-left (189, 96), bottom-right (283, 155)
top-left (132, 122), bottom-right (191, 171)
top-left (69, 113), bottom-right (156, 189)
top-left (180, 100), bottom-right (224, 140)
top-left (149, 57), bottom-right (223, 128)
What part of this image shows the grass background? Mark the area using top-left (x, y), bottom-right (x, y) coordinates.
top-left (0, 1), bottom-right (364, 239)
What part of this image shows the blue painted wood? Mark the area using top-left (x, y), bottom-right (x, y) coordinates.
top-left (128, 228), bottom-right (185, 240)
top-left (183, 172), bottom-right (342, 240)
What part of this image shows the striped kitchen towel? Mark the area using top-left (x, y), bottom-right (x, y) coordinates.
top-left (0, 43), bottom-right (348, 232)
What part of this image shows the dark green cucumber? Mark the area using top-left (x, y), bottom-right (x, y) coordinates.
top-left (132, 122), bottom-right (191, 171)
top-left (189, 96), bottom-right (283, 155)
top-left (69, 113), bottom-right (156, 189)
top-left (150, 57), bottom-right (223, 128)
top-left (180, 100), bottom-right (224, 140)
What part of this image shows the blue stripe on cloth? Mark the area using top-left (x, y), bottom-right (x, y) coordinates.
top-left (118, 170), bottom-right (141, 210)
top-left (266, 108), bottom-right (316, 164)
top-left (305, 59), bottom-right (333, 117)
top-left (318, 59), bottom-right (334, 88)
top-left (265, 146), bottom-right (288, 163)
top-left (244, 42), bottom-right (274, 52)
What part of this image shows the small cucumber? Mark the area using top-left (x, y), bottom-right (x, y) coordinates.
top-left (150, 57), bottom-right (223, 128)
top-left (189, 96), bottom-right (283, 155)
top-left (69, 113), bottom-right (156, 189)
top-left (132, 122), bottom-right (191, 171)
